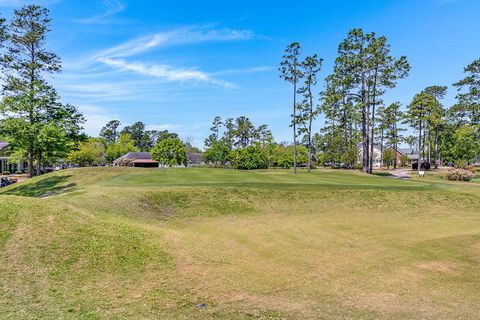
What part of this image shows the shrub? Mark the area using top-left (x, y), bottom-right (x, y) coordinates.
top-left (273, 145), bottom-right (308, 168)
top-left (454, 159), bottom-right (467, 169)
top-left (2, 171), bottom-right (10, 175)
top-left (446, 168), bottom-right (473, 181)
top-left (14, 171), bottom-right (23, 175)
top-left (465, 165), bottom-right (476, 173)
top-left (230, 146), bottom-right (267, 170)
top-left (203, 140), bottom-right (231, 166)
top-left (382, 149), bottom-right (396, 168)
top-left (399, 155), bottom-right (409, 167)
top-left (151, 137), bottom-right (187, 167)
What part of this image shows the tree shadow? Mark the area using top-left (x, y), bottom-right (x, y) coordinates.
top-left (2, 175), bottom-right (76, 198)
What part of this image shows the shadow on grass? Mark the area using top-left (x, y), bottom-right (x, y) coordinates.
top-left (2, 175), bottom-right (76, 198)
top-left (372, 172), bottom-right (393, 177)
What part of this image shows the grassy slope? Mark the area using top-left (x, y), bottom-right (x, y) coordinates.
top-left (0, 167), bottom-right (479, 319)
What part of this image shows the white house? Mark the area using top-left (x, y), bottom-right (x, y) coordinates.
top-left (357, 143), bottom-right (383, 167)
top-left (0, 141), bottom-right (26, 174)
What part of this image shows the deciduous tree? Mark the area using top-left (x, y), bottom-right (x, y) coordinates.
top-left (151, 137), bottom-right (187, 167)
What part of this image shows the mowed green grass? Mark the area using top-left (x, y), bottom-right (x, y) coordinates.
top-left (1, 167), bottom-right (480, 319)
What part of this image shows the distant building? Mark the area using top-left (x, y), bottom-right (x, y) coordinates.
top-left (187, 152), bottom-right (204, 167)
top-left (113, 152), bottom-right (159, 168)
top-left (357, 143), bottom-right (382, 167)
top-left (384, 147), bottom-right (419, 166)
top-left (397, 148), bottom-right (419, 161)
top-left (358, 144), bottom-right (420, 167)
top-left (0, 141), bottom-right (26, 173)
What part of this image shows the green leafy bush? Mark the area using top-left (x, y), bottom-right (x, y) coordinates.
top-left (203, 140), bottom-right (231, 166)
top-left (273, 145), bottom-right (308, 169)
top-left (446, 168), bottom-right (473, 181)
top-left (151, 137), bottom-right (187, 167)
top-left (230, 146), bottom-right (267, 170)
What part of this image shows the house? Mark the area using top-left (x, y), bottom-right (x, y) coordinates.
top-left (383, 147), bottom-right (419, 167)
top-left (0, 141), bottom-right (26, 174)
top-left (187, 152), bottom-right (204, 167)
top-left (397, 148), bottom-right (419, 163)
top-left (357, 143), bottom-right (382, 167)
top-left (113, 152), bottom-right (159, 168)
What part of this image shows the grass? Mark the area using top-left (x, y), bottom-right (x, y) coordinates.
top-left (1, 167), bottom-right (480, 319)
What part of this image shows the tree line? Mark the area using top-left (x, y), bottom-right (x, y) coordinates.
top-left (69, 120), bottom-right (201, 167)
top-left (0, 5), bottom-right (478, 174)
top-left (279, 29), bottom-right (480, 173)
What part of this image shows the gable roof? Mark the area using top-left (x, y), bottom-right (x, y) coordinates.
top-left (113, 152), bottom-right (151, 164)
top-left (398, 148), bottom-right (419, 156)
top-left (187, 152), bottom-right (203, 163)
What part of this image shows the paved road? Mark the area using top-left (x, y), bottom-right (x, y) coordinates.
top-left (388, 169), bottom-right (412, 179)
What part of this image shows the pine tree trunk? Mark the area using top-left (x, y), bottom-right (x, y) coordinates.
top-left (393, 116), bottom-right (398, 169)
top-left (28, 148), bottom-right (34, 178)
top-left (293, 79), bottom-right (297, 174)
top-left (362, 107), bottom-right (368, 173)
top-left (307, 84), bottom-right (314, 173)
top-left (418, 122), bottom-right (422, 177)
top-left (369, 102), bottom-right (376, 173)
top-left (380, 131), bottom-right (384, 168)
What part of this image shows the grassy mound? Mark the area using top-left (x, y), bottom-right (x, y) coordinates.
top-left (1, 167), bottom-right (480, 319)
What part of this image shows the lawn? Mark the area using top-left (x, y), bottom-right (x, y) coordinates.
top-left (0, 167), bottom-right (479, 319)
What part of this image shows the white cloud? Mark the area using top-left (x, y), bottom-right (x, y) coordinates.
top-left (75, 0), bottom-right (126, 24)
top-left (97, 57), bottom-right (233, 87)
top-left (87, 26), bottom-right (253, 87)
top-left (146, 124), bottom-right (179, 131)
top-left (94, 27), bottom-right (253, 59)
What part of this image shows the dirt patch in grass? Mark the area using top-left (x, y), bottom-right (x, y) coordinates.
top-left (417, 261), bottom-right (457, 274)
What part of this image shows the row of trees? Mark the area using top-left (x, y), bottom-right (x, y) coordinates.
top-left (0, 5), bottom-right (85, 177)
top-left (0, 7), bottom-right (477, 173)
top-left (69, 120), bottom-right (201, 167)
top-left (280, 28), bottom-right (480, 173)
top-left (280, 29), bottom-right (409, 174)
top-left (202, 116), bottom-right (311, 169)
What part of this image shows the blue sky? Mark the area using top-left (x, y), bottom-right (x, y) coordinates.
top-left (1, 0), bottom-right (479, 147)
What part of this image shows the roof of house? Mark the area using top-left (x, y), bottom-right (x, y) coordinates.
top-left (398, 148), bottom-right (419, 156)
top-left (0, 141), bottom-right (9, 150)
top-left (187, 152), bottom-right (203, 163)
top-left (113, 152), bottom-right (151, 164)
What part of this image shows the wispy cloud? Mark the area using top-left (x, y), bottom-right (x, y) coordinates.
top-left (98, 57), bottom-right (233, 87)
top-left (75, 0), bottom-right (126, 24)
top-left (94, 27), bottom-right (253, 59)
top-left (89, 26), bottom-right (253, 87)
top-left (56, 25), bottom-right (262, 136)
top-left (146, 124), bottom-right (179, 131)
